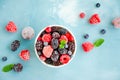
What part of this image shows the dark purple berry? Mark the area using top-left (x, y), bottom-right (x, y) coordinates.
top-left (68, 42), bottom-right (75, 52)
top-left (58, 48), bottom-right (68, 54)
top-left (58, 28), bottom-right (67, 35)
top-left (51, 51), bottom-right (60, 62)
top-left (52, 32), bottom-right (60, 38)
top-left (45, 58), bottom-right (53, 64)
top-left (36, 41), bottom-right (43, 51)
top-left (2, 56), bottom-right (7, 62)
top-left (96, 3), bottom-right (101, 8)
top-left (13, 63), bottom-right (23, 72)
top-left (83, 34), bottom-right (89, 39)
top-left (51, 38), bottom-right (59, 49)
top-left (11, 40), bottom-right (20, 51)
top-left (100, 29), bottom-right (106, 34)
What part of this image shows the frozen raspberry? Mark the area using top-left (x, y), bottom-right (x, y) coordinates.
top-left (112, 17), bottom-right (120, 28)
top-left (79, 12), bottom-right (85, 18)
top-left (60, 54), bottom-right (70, 64)
top-left (59, 35), bottom-right (68, 43)
top-left (89, 14), bottom-right (101, 24)
top-left (37, 36), bottom-right (42, 41)
top-left (43, 45), bottom-right (53, 58)
top-left (65, 32), bottom-right (74, 41)
top-left (40, 55), bottom-right (46, 61)
top-left (42, 34), bottom-right (52, 42)
top-left (82, 42), bottom-right (94, 52)
top-left (45, 27), bottom-right (51, 33)
top-left (5, 21), bottom-right (17, 32)
top-left (19, 50), bottom-right (30, 61)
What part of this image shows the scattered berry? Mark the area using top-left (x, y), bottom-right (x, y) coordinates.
top-left (11, 40), bottom-right (20, 51)
top-left (42, 34), bottom-right (52, 42)
top-left (65, 32), bottom-right (74, 41)
top-left (52, 32), bottom-right (60, 38)
top-left (19, 50), bottom-right (30, 61)
top-left (40, 55), bottom-right (46, 61)
top-left (112, 17), bottom-right (120, 28)
top-left (43, 45), bottom-right (53, 58)
top-left (82, 42), bottom-right (94, 52)
top-left (45, 27), bottom-right (51, 33)
top-left (51, 51), bottom-right (60, 62)
top-left (2, 56), bottom-right (7, 62)
top-left (60, 54), bottom-right (70, 64)
top-left (100, 29), bottom-right (106, 34)
top-left (59, 35), bottom-right (68, 43)
top-left (36, 41), bottom-right (43, 51)
top-left (89, 14), bottom-right (101, 24)
top-left (79, 12), bottom-right (85, 18)
top-left (13, 63), bottom-right (23, 72)
top-left (5, 21), bottom-right (17, 32)
top-left (96, 3), bottom-right (101, 8)
top-left (83, 34), bottom-right (89, 39)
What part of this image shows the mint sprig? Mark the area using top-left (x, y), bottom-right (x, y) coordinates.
top-left (2, 64), bottom-right (14, 72)
top-left (94, 38), bottom-right (104, 47)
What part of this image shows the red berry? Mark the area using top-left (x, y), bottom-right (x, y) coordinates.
top-left (59, 35), bottom-right (68, 43)
top-left (19, 50), bottom-right (30, 61)
top-left (40, 55), bottom-right (46, 61)
top-left (82, 42), bottom-right (94, 52)
top-left (89, 14), bottom-right (101, 24)
top-left (60, 54), bottom-right (71, 64)
top-left (79, 12), bottom-right (85, 18)
top-left (42, 34), bottom-right (52, 42)
top-left (43, 45), bottom-right (53, 58)
top-left (5, 21), bottom-right (17, 32)
top-left (37, 36), bottom-right (42, 41)
top-left (65, 32), bottom-right (74, 41)
top-left (45, 27), bottom-right (51, 33)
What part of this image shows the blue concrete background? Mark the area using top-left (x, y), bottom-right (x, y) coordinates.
top-left (0, 0), bottom-right (120, 80)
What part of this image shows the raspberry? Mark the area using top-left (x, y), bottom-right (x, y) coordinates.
top-left (19, 50), bottom-right (30, 61)
top-left (5, 21), bottom-right (17, 32)
top-left (65, 32), bottom-right (74, 41)
top-left (59, 35), bottom-right (68, 43)
top-left (45, 27), bottom-right (51, 33)
top-left (89, 14), bottom-right (101, 24)
top-left (79, 12), bottom-right (85, 18)
top-left (112, 17), bottom-right (120, 28)
top-left (82, 42), bottom-right (94, 52)
top-left (42, 34), bottom-right (52, 42)
top-left (37, 36), bottom-right (42, 41)
top-left (40, 55), bottom-right (46, 61)
top-left (60, 54), bottom-right (70, 64)
top-left (43, 45), bottom-right (53, 58)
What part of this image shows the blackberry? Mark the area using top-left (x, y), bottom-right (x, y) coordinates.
top-left (11, 40), bottom-right (20, 51)
top-left (45, 58), bottom-right (53, 64)
top-left (58, 48), bottom-right (68, 54)
top-left (36, 41), bottom-right (43, 51)
top-left (58, 28), bottom-right (67, 35)
top-left (51, 51), bottom-right (60, 62)
top-left (52, 32), bottom-right (60, 39)
top-left (2, 56), bottom-right (7, 62)
top-left (13, 63), bottom-right (23, 72)
top-left (68, 42), bottom-right (75, 52)
top-left (51, 38), bottom-right (59, 49)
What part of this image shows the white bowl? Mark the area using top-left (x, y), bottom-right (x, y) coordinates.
top-left (34, 25), bottom-right (77, 68)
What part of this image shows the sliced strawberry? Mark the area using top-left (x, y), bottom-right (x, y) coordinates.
top-left (19, 50), bottom-right (30, 61)
top-left (89, 14), bottom-right (101, 24)
top-left (82, 42), bottom-right (94, 52)
top-left (5, 21), bottom-right (17, 32)
top-left (43, 45), bottom-right (53, 58)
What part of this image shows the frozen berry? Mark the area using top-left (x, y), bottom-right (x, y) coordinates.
top-left (68, 51), bottom-right (72, 56)
top-left (5, 21), bottom-right (17, 32)
top-left (51, 38), bottom-right (59, 49)
top-left (42, 34), bottom-right (51, 42)
top-left (22, 27), bottom-right (34, 40)
top-left (58, 48), bottom-right (68, 54)
top-left (79, 12), bottom-right (85, 18)
top-left (45, 58), bottom-right (53, 64)
top-left (11, 40), bottom-right (20, 51)
top-left (13, 63), bottom-right (23, 72)
top-left (83, 34), bottom-right (89, 39)
top-left (65, 32), bottom-right (74, 42)
top-left (112, 17), bottom-right (120, 28)
top-left (59, 28), bottom-right (67, 35)
top-left (96, 3), bottom-right (101, 8)
top-left (82, 42), bottom-right (94, 52)
top-left (60, 54), bottom-right (70, 64)
top-left (51, 51), bottom-right (60, 62)
top-left (43, 42), bottom-right (48, 46)
top-left (100, 29), bottom-right (106, 34)
top-left (19, 50), bottom-right (30, 61)
top-left (59, 35), bottom-right (68, 43)
top-left (45, 27), bottom-right (51, 33)
top-left (37, 36), bottom-right (42, 41)
top-left (52, 32), bottom-right (60, 38)
top-left (40, 55), bottom-right (46, 61)
top-left (68, 42), bottom-right (75, 52)
top-left (43, 45), bottom-right (53, 58)
top-left (89, 14), bottom-right (101, 24)
top-left (2, 56), bottom-right (7, 62)
top-left (36, 41), bottom-right (43, 51)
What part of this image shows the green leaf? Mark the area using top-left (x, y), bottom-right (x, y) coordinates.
top-left (59, 44), bottom-right (64, 49)
top-left (94, 38), bottom-right (104, 47)
top-left (60, 40), bottom-right (66, 45)
top-left (2, 64), bottom-right (14, 72)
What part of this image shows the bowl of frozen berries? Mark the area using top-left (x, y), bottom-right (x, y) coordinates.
top-left (34, 25), bottom-right (76, 67)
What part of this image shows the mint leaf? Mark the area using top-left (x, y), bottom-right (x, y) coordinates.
top-left (59, 44), bottom-right (64, 49)
top-left (2, 64), bottom-right (14, 72)
top-left (94, 38), bottom-right (104, 47)
top-left (60, 40), bottom-right (66, 45)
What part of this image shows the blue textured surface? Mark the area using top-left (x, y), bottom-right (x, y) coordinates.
top-left (0, 0), bottom-right (120, 80)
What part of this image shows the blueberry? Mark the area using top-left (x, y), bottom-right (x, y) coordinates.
top-left (100, 29), bottom-right (106, 34)
top-left (83, 34), bottom-right (89, 39)
top-left (13, 63), bottom-right (23, 72)
top-left (58, 28), bottom-right (67, 35)
top-left (96, 3), bottom-right (101, 8)
top-left (11, 40), bottom-right (20, 51)
top-left (2, 56), bottom-right (7, 61)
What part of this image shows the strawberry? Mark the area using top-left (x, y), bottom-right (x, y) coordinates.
top-left (59, 35), bottom-right (68, 43)
top-left (19, 50), bottom-right (30, 61)
top-left (39, 55), bottom-right (46, 61)
top-left (65, 32), bottom-right (74, 41)
top-left (82, 42), bottom-right (94, 52)
top-left (45, 27), bottom-right (51, 33)
top-left (43, 45), bottom-right (53, 58)
top-left (42, 34), bottom-right (52, 42)
top-left (5, 21), bottom-right (17, 32)
top-left (89, 14), bottom-right (101, 24)
top-left (60, 54), bottom-right (71, 64)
